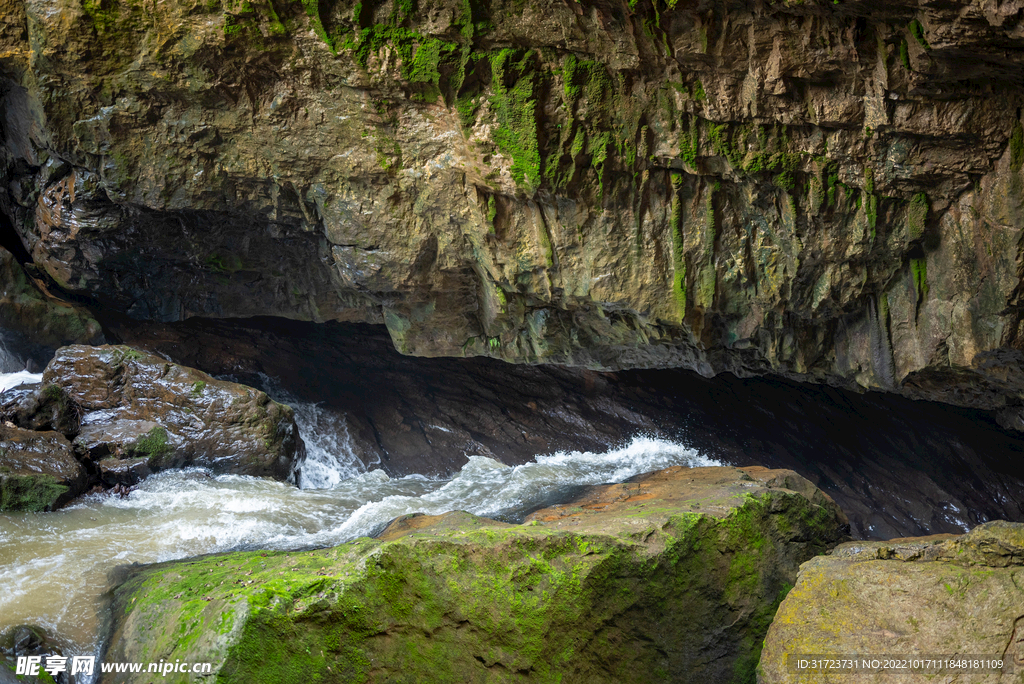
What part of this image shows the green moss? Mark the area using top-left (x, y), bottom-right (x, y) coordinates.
top-left (863, 168), bottom-right (878, 230)
top-left (408, 38), bottom-right (453, 102)
top-left (489, 49), bottom-right (541, 193)
top-left (191, 381), bottom-right (207, 396)
top-left (0, 473), bottom-right (69, 512)
top-left (300, 0), bottom-right (335, 53)
top-left (455, 94), bottom-right (478, 129)
top-left (44, 383), bottom-right (64, 403)
top-left (486, 195), bottom-right (497, 231)
top-left (1010, 121), bottom-right (1023, 172)
top-left (670, 171), bottom-right (686, 318)
top-left (374, 135), bottom-right (402, 172)
top-left (82, 0), bottom-right (120, 33)
top-left (692, 79), bottom-right (706, 102)
top-left (910, 256), bottom-right (929, 302)
top-left (899, 39), bottom-right (911, 70)
top-left (908, 19), bottom-right (930, 50)
top-left (680, 116), bottom-right (699, 167)
top-left (111, 347), bottom-right (143, 367)
top-left (132, 426), bottom-right (172, 462)
top-left (589, 132), bottom-right (612, 201)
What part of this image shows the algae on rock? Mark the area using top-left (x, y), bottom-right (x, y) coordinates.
top-left (102, 466), bottom-right (849, 684)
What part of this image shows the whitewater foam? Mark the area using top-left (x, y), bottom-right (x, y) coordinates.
top-left (0, 369), bottom-right (42, 392)
top-left (0, 367), bottom-right (723, 668)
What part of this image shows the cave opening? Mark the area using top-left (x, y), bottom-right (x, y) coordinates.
top-left (102, 313), bottom-right (1024, 542)
top-left (0, 207), bottom-right (32, 264)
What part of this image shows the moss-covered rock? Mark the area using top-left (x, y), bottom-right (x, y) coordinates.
top-left (102, 465), bottom-right (848, 684)
top-left (0, 425), bottom-right (86, 511)
top-left (758, 521), bottom-right (1024, 683)
top-left (1, 0), bottom-right (1023, 422)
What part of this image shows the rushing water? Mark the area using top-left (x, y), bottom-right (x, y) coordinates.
top-left (0, 370), bottom-right (721, 664)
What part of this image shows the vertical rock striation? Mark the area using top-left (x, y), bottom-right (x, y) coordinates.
top-left (0, 0), bottom-right (1022, 417)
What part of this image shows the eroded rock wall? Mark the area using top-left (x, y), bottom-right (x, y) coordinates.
top-left (1, 0), bottom-right (1023, 414)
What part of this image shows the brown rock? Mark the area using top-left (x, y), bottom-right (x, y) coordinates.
top-left (41, 345), bottom-right (303, 480)
top-left (0, 425), bottom-right (86, 511)
top-left (0, 246), bottom-right (103, 352)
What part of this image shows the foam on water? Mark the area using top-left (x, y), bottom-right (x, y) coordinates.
top-left (0, 369), bottom-right (42, 392)
top-left (242, 372), bottom-right (380, 489)
top-left (0, 370), bottom-right (722, 668)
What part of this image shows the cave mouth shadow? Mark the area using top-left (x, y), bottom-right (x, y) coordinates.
top-left (103, 314), bottom-right (1024, 541)
top-left (0, 207), bottom-right (31, 264)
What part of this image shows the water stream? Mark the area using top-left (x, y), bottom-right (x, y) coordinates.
top-left (0, 370), bottom-right (721, 664)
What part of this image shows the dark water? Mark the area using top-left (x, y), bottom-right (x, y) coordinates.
top-left (112, 316), bottom-right (1024, 541)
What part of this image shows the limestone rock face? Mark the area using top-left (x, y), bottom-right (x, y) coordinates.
top-left (101, 465), bottom-right (848, 684)
top-left (0, 244), bottom-right (103, 360)
top-left (758, 521), bottom-right (1024, 683)
top-left (0, 424), bottom-right (86, 511)
top-left (1, 0), bottom-right (1023, 414)
top-left (40, 345), bottom-right (303, 480)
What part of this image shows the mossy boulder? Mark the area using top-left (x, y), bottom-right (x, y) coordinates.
top-left (102, 465), bottom-right (848, 684)
top-left (758, 521), bottom-right (1024, 683)
top-left (40, 345), bottom-right (303, 480)
top-left (0, 425), bottom-right (86, 511)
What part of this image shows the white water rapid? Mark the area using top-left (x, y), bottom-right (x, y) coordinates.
top-left (0, 370), bottom-right (721, 668)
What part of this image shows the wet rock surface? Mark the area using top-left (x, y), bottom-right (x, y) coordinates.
top-left (102, 465), bottom-right (848, 684)
top-left (758, 521), bottom-right (1024, 683)
top-left (40, 345), bottom-right (303, 480)
top-left (114, 316), bottom-right (1024, 539)
top-left (0, 344), bottom-right (305, 508)
top-left (0, 0), bottom-right (1022, 420)
top-left (1, 624), bottom-right (73, 684)
top-left (0, 425), bottom-right (86, 512)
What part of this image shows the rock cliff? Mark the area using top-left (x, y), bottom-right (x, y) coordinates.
top-left (1, 0), bottom-right (1023, 417)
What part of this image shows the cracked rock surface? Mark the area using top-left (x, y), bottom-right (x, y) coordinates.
top-left (0, 0), bottom-right (1023, 417)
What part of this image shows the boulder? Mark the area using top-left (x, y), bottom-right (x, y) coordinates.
top-left (1, 624), bottom-right (71, 684)
top-left (40, 345), bottom-right (303, 480)
top-left (0, 382), bottom-right (82, 435)
top-left (758, 521), bottom-right (1024, 683)
top-left (0, 425), bottom-right (86, 511)
top-left (102, 465), bottom-right (848, 684)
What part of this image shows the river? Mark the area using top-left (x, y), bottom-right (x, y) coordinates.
top-left (0, 366), bottom-right (721, 667)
